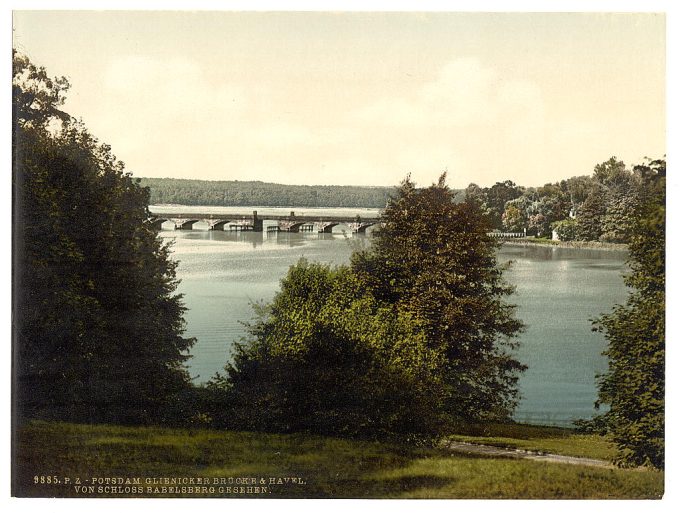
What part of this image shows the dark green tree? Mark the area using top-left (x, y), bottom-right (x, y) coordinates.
top-left (352, 175), bottom-right (526, 421)
top-left (485, 180), bottom-right (524, 229)
top-left (562, 175), bottom-right (595, 214)
top-left (13, 52), bottom-right (195, 425)
top-left (528, 193), bottom-right (570, 237)
top-left (600, 190), bottom-right (639, 243)
top-left (216, 260), bottom-right (446, 438)
top-left (575, 185), bottom-right (607, 240)
top-left (593, 158), bottom-right (665, 468)
top-left (593, 156), bottom-right (630, 191)
top-left (569, 158), bottom-right (640, 243)
top-left (502, 196), bottom-right (531, 233)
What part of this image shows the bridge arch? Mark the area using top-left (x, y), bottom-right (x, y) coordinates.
top-left (278, 221), bottom-right (308, 233)
top-left (349, 221), bottom-right (378, 233)
top-left (315, 222), bottom-right (340, 233)
top-left (205, 219), bottom-right (230, 231)
top-left (171, 218), bottom-right (200, 230)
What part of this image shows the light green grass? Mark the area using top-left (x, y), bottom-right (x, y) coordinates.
top-left (446, 422), bottom-right (617, 460)
top-left (14, 421), bottom-right (663, 499)
top-left (503, 238), bottom-right (628, 250)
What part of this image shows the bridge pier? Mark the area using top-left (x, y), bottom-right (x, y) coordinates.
top-left (252, 211), bottom-right (263, 232)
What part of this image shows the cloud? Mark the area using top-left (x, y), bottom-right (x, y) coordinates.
top-left (345, 57), bottom-right (547, 186)
top-left (86, 54), bottom-right (554, 187)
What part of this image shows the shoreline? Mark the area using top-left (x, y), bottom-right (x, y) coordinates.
top-left (501, 238), bottom-right (629, 252)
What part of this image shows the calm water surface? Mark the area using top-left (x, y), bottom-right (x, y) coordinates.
top-left (160, 220), bottom-right (629, 427)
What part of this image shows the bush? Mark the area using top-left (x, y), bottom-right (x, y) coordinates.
top-left (213, 260), bottom-right (448, 439)
top-left (552, 218), bottom-right (578, 241)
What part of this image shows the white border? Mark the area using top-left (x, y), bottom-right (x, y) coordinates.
top-left (3, 2), bottom-right (677, 513)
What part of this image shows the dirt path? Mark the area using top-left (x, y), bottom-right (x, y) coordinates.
top-left (442, 440), bottom-right (613, 468)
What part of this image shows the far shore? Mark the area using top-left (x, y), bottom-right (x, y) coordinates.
top-left (501, 238), bottom-right (628, 252)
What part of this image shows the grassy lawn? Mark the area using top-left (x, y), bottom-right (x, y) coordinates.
top-left (14, 420), bottom-right (663, 499)
top-left (446, 422), bottom-right (617, 460)
top-left (503, 238), bottom-right (628, 250)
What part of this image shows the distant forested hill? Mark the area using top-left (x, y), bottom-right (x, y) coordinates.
top-left (138, 177), bottom-right (401, 208)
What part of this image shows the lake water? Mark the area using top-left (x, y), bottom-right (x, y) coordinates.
top-left (158, 214), bottom-right (629, 427)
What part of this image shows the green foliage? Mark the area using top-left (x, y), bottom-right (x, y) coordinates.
top-left (484, 180), bottom-right (524, 229)
top-left (527, 195), bottom-right (569, 237)
top-left (215, 260), bottom-right (447, 439)
top-left (551, 219), bottom-right (579, 241)
top-left (465, 157), bottom-right (641, 243)
top-left (352, 175), bottom-right (526, 421)
top-left (502, 197), bottom-right (530, 232)
top-left (563, 175), bottom-right (595, 207)
top-left (12, 50), bottom-right (71, 130)
top-left (13, 52), bottom-right (195, 425)
top-left (593, 156), bottom-right (630, 190)
top-left (574, 185), bottom-right (607, 240)
top-left (593, 158), bottom-right (665, 468)
top-left (600, 190), bottom-right (639, 243)
top-left (139, 177), bottom-right (402, 208)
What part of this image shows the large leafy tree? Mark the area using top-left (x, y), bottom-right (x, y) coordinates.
top-left (574, 158), bottom-right (640, 243)
top-left (527, 190), bottom-right (570, 237)
top-left (502, 196), bottom-right (531, 233)
top-left (485, 180), bottom-right (524, 229)
top-left (600, 190), bottom-right (639, 243)
top-left (574, 184), bottom-right (607, 241)
top-left (352, 175), bottom-right (526, 421)
top-left (216, 260), bottom-right (446, 438)
top-left (562, 175), bottom-right (595, 215)
top-left (13, 52), bottom-right (195, 425)
top-left (597, 158), bottom-right (640, 243)
top-left (593, 158), bottom-right (665, 468)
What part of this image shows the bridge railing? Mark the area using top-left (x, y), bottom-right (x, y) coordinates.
top-left (487, 232), bottom-right (525, 239)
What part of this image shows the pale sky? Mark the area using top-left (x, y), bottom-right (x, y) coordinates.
top-left (12, 11), bottom-right (666, 188)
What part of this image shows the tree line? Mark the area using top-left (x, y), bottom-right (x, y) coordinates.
top-left (13, 52), bottom-right (664, 469)
top-left (138, 177), bottom-right (400, 209)
top-left (466, 157), bottom-right (644, 243)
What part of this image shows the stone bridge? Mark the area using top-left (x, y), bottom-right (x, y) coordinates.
top-left (147, 210), bottom-right (381, 234)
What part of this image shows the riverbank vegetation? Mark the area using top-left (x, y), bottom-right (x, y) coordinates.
top-left (466, 156), bottom-right (647, 244)
top-left (14, 421), bottom-right (663, 499)
top-left (502, 238), bottom-right (629, 251)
